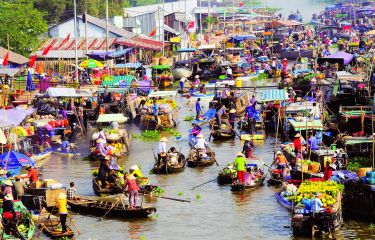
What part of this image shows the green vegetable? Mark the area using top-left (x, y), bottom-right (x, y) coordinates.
top-left (184, 115), bottom-right (195, 121)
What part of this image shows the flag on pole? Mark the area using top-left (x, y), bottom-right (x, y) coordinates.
top-left (42, 43), bottom-right (53, 56)
top-left (29, 55), bottom-right (37, 68)
top-left (187, 21), bottom-right (195, 32)
top-left (239, 2), bottom-right (244, 7)
top-left (149, 28), bottom-right (157, 37)
top-left (2, 51), bottom-right (9, 67)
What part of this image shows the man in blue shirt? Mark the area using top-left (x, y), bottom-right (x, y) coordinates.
top-left (195, 98), bottom-right (201, 120)
top-left (152, 100), bottom-right (159, 121)
top-left (307, 132), bottom-right (319, 151)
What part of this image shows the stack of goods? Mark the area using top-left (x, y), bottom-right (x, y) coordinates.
top-left (48, 119), bottom-right (69, 128)
top-left (288, 181), bottom-right (343, 213)
top-left (145, 99), bottom-right (177, 112)
top-left (366, 171), bottom-right (375, 185)
top-left (297, 160), bottom-right (321, 173)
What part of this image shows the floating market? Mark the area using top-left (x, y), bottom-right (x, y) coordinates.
top-left (0, 0), bottom-right (374, 239)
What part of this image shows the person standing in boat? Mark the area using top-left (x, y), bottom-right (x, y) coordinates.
top-left (274, 151), bottom-right (289, 178)
top-left (293, 133), bottom-right (302, 153)
top-left (307, 131), bottom-right (319, 152)
top-left (195, 98), bottom-right (202, 121)
top-left (98, 127), bottom-right (107, 143)
top-left (179, 77), bottom-right (187, 92)
top-left (123, 173), bottom-right (140, 209)
top-left (157, 137), bottom-right (168, 166)
top-left (152, 100), bottom-right (159, 122)
top-left (191, 123), bottom-right (201, 136)
top-left (228, 109), bottom-right (236, 129)
top-left (98, 157), bottom-right (111, 188)
top-left (55, 192), bottom-right (68, 233)
top-left (195, 134), bottom-right (207, 157)
top-left (233, 152), bottom-right (247, 184)
top-left (19, 165), bottom-right (39, 188)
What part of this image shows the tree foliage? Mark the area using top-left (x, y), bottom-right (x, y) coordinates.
top-left (0, 0), bottom-right (47, 55)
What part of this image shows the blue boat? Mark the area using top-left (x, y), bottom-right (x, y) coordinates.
top-left (192, 108), bottom-right (216, 126)
top-left (275, 192), bottom-right (293, 211)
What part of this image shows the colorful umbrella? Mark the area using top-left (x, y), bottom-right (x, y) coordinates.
top-left (0, 150), bottom-right (35, 176)
top-left (26, 71), bottom-right (35, 92)
top-left (79, 59), bottom-right (104, 69)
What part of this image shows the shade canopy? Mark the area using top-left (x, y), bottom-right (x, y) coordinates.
top-left (260, 89), bottom-right (288, 102)
top-left (45, 87), bottom-right (92, 98)
top-left (325, 51), bottom-right (354, 65)
top-left (96, 114), bottom-right (128, 123)
top-left (0, 107), bottom-right (35, 128)
top-left (79, 59), bottom-right (104, 69)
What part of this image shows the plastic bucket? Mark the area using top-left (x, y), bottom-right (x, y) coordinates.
top-left (330, 144), bottom-right (337, 150)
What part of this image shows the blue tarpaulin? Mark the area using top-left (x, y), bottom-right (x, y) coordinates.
top-left (228, 35), bottom-right (256, 43)
top-left (0, 151), bottom-right (35, 176)
top-left (115, 62), bottom-right (142, 69)
top-left (177, 48), bottom-right (197, 53)
top-left (108, 48), bottom-right (134, 58)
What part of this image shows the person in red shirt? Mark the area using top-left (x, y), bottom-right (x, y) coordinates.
top-left (123, 174), bottom-right (140, 209)
top-left (324, 161), bottom-right (335, 181)
top-left (293, 133), bottom-right (302, 152)
top-left (19, 165), bottom-right (39, 188)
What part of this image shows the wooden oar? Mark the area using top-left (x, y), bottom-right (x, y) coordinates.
top-left (98, 199), bottom-right (120, 221)
top-left (191, 178), bottom-right (217, 189)
top-left (156, 196), bottom-right (191, 202)
top-left (67, 213), bottom-right (80, 235)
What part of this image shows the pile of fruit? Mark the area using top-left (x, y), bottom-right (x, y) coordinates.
top-left (145, 99), bottom-right (177, 110)
top-left (288, 181), bottom-right (344, 207)
top-left (48, 119), bottom-right (69, 128)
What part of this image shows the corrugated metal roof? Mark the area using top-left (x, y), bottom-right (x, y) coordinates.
top-left (0, 47), bottom-right (28, 65)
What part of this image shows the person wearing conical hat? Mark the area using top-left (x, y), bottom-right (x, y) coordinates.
top-left (56, 192), bottom-right (68, 233)
top-left (2, 179), bottom-right (15, 218)
top-left (293, 133), bottom-right (302, 153)
top-left (123, 172), bottom-right (140, 209)
top-left (157, 137), bottom-right (168, 166)
top-left (233, 152), bottom-right (247, 183)
top-left (195, 134), bottom-right (206, 150)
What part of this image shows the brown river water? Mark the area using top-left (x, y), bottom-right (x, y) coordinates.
top-left (38, 94), bottom-right (375, 239)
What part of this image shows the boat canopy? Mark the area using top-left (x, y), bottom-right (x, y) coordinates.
top-left (288, 118), bottom-right (324, 131)
top-left (96, 114), bottom-right (128, 123)
top-left (260, 89), bottom-right (288, 103)
top-left (45, 87), bottom-right (92, 98)
top-left (148, 90), bottom-right (177, 98)
top-left (0, 107), bottom-right (35, 128)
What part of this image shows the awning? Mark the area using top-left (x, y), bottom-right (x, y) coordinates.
top-left (343, 137), bottom-right (374, 145)
top-left (227, 35), bottom-right (256, 43)
top-left (163, 25), bottom-right (181, 35)
top-left (0, 107), bottom-right (35, 127)
top-left (288, 118), bottom-right (323, 131)
top-left (101, 75), bottom-right (134, 87)
top-left (260, 89), bottom-right (288, 102)
top-left (97, 114), bottom-right (128, 123)
top-left (148, 90), bottom-right (177, 98)
top-left (177, 48), bottom-right (197, 53)
top-left (0, 68), bottom-right (21, 77)
top-left (324, 51), bottom-right (354, 65)
top-left (286, 101), bottom-right (316, 113)
top-left (45, 87), bottom-right (92, 98)
top-left (115, 62), bottom-right (142, 68)
top-left (108, 47), bottom-right (134, 58)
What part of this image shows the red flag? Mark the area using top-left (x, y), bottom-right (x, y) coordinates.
top-left (29, 55), bottom-right (37, 68)
top-left (187, 21), bottom-right (195, 29)
top-left (239, 2), bottom-right (244, 7)
top-left (64, 33), bottom-right (70, 43)
top-left (149, 28), bottom-right (157, 37)
top-left (2, 51), bottom-right (9, 67)
top-left (42, 43), bottom-right (53, 56)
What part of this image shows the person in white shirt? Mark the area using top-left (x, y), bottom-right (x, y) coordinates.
top-left (226, 66), bottom-right (233, 78)
top-left (195, 134), bottom-right (206, 150)
top-left (157, 137), bottom-right (168, 166)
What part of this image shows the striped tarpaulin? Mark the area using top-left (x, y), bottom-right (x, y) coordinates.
top-left (260, 89), bottom-right (288, 102)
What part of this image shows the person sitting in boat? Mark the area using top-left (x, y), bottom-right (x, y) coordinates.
top-left (195, 134), bottom-right (207, 158)
top-left (233, 152), bottom-right (247, 184)
top-left (274, 151), bottom-right (289, 178)
top-left (111, 121), bottom-right (119, 130)
top-left (157, 137), bottom-right (168, 166)
top-left (191, 123), bottom-right (201, 136)
top-left (310, 193), bottom-right (324, 213)
top-left (123, 173), bottom-right (140, 209)
top-left (61, 138), bottom-right (70, 153)
top-left (242, 140), bottom-right (255, 158)
top-left (215, 105), bottom-right (227, 126)
top-left (107, 146), bottom-right (120, 170)
top-left (167, 147), bottom-right (179, 165)
top-left (199, 84), bottom-right (207, 94)
top-left (66, 182), bottom-right (77, 200)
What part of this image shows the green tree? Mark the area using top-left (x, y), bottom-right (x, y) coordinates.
top-left (0, 0), bottom-right (47, 55)
top-left (34, 0), bottom-right (67, 24)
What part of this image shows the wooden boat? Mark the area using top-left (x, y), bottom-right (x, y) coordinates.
top-left (187, 147), bottom-right (216, 168)
top-left (52, 147), bottom-right (80, 157)
top-left (152, 152), bottom-right (186, 174)
top-left (267, 169), bottom-right (284, 186)
top-left (210, 125), bottom-right (236, 141)
top-left (231, 174), bottom-right (265, 192)
top-left (39, 219), bottom-right (75, 239)
top-left (31, 148), bottom-right (52, 161)
top-left (291, 192), bottom-right (343, 236)
top-left (0, 201), bottom-right (35, 240)
top-left (217, 165), bottom-right (236, 184)
top-left (92, 177), bottom-right (123, 196)
top-left (275, 192), bottom-right (293, 211)
top-left (67, 198), bottom-right (156, 218)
